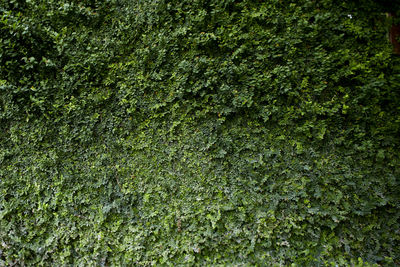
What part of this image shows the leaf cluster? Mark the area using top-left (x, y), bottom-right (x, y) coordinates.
top-left (1, 0), bottom-right (399, 265)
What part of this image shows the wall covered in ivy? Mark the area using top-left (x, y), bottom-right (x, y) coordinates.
top-left (1, 0), bottom-right (399, 265)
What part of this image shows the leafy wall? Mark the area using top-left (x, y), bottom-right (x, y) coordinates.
top-left (1, 0), bottom-right (400, 265)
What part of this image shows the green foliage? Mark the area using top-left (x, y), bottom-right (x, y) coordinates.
top-left (1, 0), bottom-right (399, 265)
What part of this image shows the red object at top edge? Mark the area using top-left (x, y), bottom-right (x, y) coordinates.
top-left (389, 13), bottom-right (400, 55)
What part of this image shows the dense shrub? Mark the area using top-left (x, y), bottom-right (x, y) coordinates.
top-left (1, 0), bottom-right (399, 265)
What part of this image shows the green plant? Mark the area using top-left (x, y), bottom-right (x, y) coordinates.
top-left (1, 0), bottom-right (399, 265)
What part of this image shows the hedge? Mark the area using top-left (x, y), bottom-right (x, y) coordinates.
top-left (1, 0), bottom-right (400, 265)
